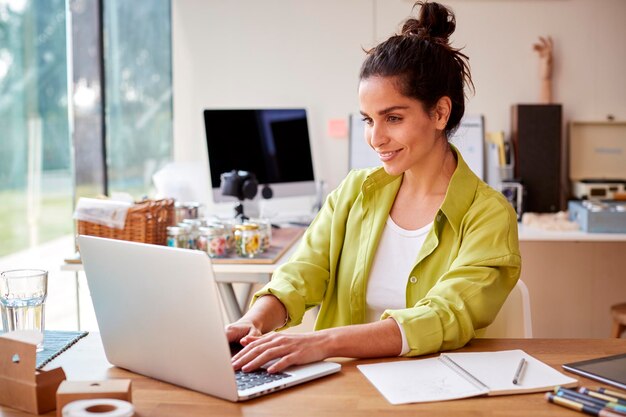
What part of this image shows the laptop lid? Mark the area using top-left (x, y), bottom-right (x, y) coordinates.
top-left (78, 235), bottom-right (240, 401)
top-left (78, 235), bottom-right (341, 401)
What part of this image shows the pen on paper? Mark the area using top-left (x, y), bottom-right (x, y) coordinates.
top-left (512, 358), bottom-right (526, 385)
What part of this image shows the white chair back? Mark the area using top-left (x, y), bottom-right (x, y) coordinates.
top-left (481, 279), bottom-right (533, 338)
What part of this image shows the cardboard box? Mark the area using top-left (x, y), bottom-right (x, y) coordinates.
top-left (56, 379), bottom-right (132, 417)
top-left (569, 121), bottom-right (626, 182)
top-left (568, 200), bottom-right (626, 233)
top-left (0, 332), bottom-right (66, 414)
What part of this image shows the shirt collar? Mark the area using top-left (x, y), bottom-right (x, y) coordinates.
top-left (361, 144), bottom-right (479, 235)
top-left (440, 144), bottom-right (480, 235)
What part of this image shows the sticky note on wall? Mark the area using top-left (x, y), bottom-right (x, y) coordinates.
top-left (327, 118), bottom-right (348, 139)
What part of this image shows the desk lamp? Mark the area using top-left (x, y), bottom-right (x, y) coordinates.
top-left (220, 170), bottom-right (258, 221)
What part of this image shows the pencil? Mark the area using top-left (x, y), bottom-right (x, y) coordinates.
top-left (546, 393), bottom-right (624, 417)
top-left (512, 358), bottom-right (526, 385)
top-left (555, 387), bottom-right (626, 415)
top-left (580, 388), bottom-right (626, 406)
top-left (599, 388), bottom-right (626, 402)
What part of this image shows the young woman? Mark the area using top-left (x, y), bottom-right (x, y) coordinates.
top-left (227, 1), bottom-right (521, 373)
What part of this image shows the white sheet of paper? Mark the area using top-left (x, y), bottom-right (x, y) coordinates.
top-left (357, 357), bottom-right (486, 405)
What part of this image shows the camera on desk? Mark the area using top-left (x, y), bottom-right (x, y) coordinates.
top-left (220, 170), bottom-right (258, 201)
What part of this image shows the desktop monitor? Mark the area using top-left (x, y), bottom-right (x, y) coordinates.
top-left (204, 109), bottom-right (316, 202)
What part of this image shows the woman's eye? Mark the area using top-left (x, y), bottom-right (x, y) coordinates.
top-left (361, 117), bottom-right (373, 125)
top-left (387, 115), bottom-right (401, 123)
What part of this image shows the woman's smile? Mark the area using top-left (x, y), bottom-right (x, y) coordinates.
top-left (377, 148), bottom-right (403, 162)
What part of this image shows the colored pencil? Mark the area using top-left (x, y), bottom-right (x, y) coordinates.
top-left (599, 388), bottom-right (626, 402)
top-left (555, 387), bottom-right (626, 415)
top-left (546, 393), bottom-right (623, 417)
top-left (580, 387), bottom-right (626, 406)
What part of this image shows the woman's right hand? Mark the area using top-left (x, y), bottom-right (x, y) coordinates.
top-left (225, 294), bottom-right (288, 346)
top-left (225, 319), bottom-right (263, 344)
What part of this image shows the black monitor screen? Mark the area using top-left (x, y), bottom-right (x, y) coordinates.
top-left (203, 109), bottom-right (315, 189)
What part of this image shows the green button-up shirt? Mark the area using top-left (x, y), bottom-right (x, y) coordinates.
top-left (253, 147), bottom-right (521, 356)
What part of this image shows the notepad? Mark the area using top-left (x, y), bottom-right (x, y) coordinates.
top-left (36, 330), bottom-right (89, 369)
top-left (358, 350), bottom-right (578, 405)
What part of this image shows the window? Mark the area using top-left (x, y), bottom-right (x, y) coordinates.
top-left (0, 0), bottom-right (173, 257)
top-left (0, 0), bottom-right (72, 257)
top-left (0, 0), bottom-right (173, 331)
top-left (103, 0), bottom-right (173, 196)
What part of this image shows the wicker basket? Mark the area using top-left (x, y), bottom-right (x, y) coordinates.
top-left (77, 199), bottom-right (175, 245)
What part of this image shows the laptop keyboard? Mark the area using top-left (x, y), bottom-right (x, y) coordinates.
top-left (235, 369), bottom-right (290, 391)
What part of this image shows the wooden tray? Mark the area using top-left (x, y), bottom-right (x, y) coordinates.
top-left (211, 226), bottom-right (305, 264)
top-left (67, 226), bottom-right (306, 266)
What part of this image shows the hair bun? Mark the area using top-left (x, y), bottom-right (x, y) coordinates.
top-left (401, 1), bottom-right (456, 43)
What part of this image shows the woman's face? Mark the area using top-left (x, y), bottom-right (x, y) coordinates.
top-left (358, 76), bottom-right (445, 176)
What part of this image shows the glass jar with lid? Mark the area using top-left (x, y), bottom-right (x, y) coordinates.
top-left (248, 218), bottom-right (271, 253)
top-left (182, 218), bottom-right (203, 250)
top-left (220, 219), bottom-right (237, 254)
top-left (174, 201), bottom-right (201, 224)
top-left (197, 224), bottom-right (228, 258)
top-left (166, 226), bottom-right (189, 249)
top-left (234, 223), bottom-right (261, 258)
top-left (177, 223), bottom-right (195, 249)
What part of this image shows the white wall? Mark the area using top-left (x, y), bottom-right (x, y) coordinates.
top-left (173, 0), bottom-right (626, 205)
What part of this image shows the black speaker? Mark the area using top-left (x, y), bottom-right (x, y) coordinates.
top-left (511, 104), bottom-right (563, 213)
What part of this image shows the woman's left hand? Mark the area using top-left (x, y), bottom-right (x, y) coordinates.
top-left (231, 331), bottom-right (332, 373)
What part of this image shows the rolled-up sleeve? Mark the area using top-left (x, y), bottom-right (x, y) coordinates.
top-left (251, 177), bottom-right (347, 330)
top-left (382, 197), bottom-right (521, 356)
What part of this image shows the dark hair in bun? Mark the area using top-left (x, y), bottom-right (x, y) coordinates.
top-left (360, 1), bottom-right (474, 138)
top-left (401, 1), bottom-right (455, 42)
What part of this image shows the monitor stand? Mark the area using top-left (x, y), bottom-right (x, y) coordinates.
top-left (258, 195), bottom-right (318, 226)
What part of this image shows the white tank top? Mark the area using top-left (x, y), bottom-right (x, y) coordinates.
top-left (366, 216), bottom-right (433, 354)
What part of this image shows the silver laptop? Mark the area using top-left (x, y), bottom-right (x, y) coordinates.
top-left (78, 235), bottom-right (341, 401)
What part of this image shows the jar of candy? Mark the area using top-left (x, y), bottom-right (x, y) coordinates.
top-left (234, 223), bottom-right (261, 258)
top-left (220, 219), bottom-right (237, 254)
top-left (248, 218), bottom-right (271, 253)
top-left (182, 218), bottom-right (203, 249)
top-left (174, 201), bottom-right (201, 224)
top-left (177, 223), bottom-right (195, 249)
top-left (197, 224), bottom-right (228, 258)
top-left (167, 226), bottom-right (189, 249)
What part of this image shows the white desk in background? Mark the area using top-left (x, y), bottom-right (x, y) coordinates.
top-left (518, 224), bottom-right (626, 242)
top-left (63, 225), bottom-right (626, 337)
top-left (60, 239), bottom-right (300, 327)
top-left (517, 224), bottom-right (626, 338)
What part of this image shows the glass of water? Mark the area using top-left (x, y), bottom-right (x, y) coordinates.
top-left (0, 269), bottom-right (48, 351)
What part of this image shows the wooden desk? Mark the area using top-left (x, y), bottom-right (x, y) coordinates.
top-left (2, 336), bottom-right (624, 416)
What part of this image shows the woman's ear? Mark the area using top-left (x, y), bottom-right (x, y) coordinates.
top-left (434, 96), bottom-right (452, 130)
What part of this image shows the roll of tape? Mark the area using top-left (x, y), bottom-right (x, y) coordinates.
top-left (62, 399), bottom-right (134, 417)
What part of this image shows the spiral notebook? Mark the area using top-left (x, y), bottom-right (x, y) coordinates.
top-left (36, 330), bottom-right (89, 369)
top-left (358, 350), bottom-right (578, 405)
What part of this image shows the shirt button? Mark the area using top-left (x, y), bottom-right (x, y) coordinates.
top-left (409, 276), bottom-right (418, 284)
top-left (436, 214), bottom-right (442, 222)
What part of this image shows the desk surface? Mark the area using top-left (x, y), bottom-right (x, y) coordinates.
top-left (518, 224), bottom-right (626, 241)
top-left (62, 226), bottom-right (626, 275)
top-left (4, 336), bottom-right (624, 417)
top-left (61, 228), bottom-right (304, 278)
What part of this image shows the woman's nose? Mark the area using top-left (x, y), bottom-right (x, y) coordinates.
top-left (368, 124), bottom-right (388, 149)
